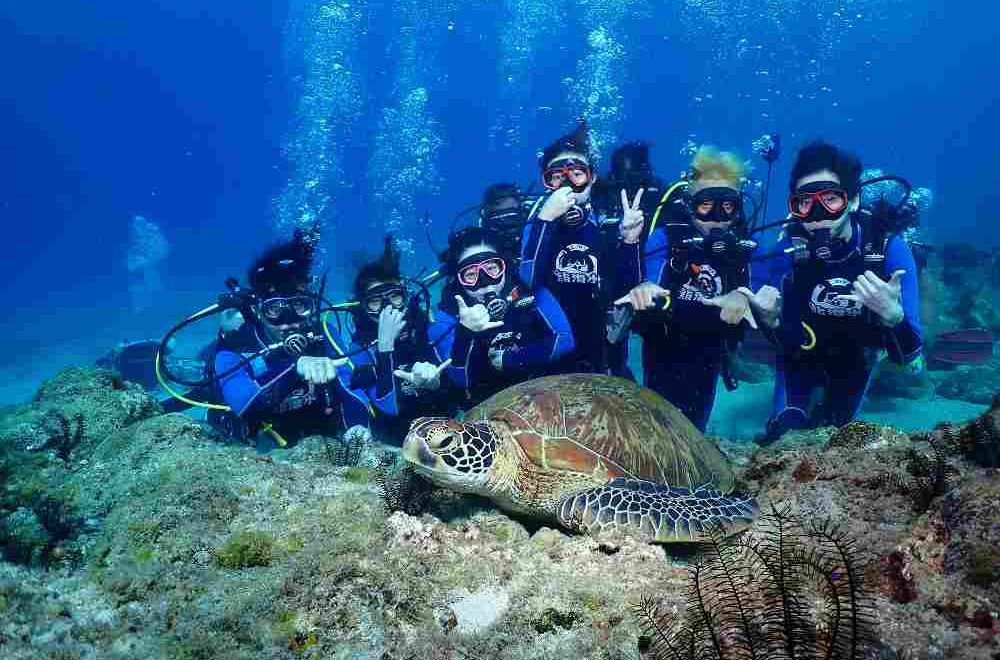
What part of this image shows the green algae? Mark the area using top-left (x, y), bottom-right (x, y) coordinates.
top-left (343, 466), bottom-right (370, 483)
top-left (215, 531), bottom-right (275, 569)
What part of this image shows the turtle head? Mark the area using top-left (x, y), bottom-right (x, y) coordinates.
top-left (402, 417), bottom-right (498, 494)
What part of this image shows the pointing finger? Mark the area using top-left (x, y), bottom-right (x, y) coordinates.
top-left (455, 295), bottom-right (467, 311)
top-left (434, 358), bottom-right (453, 375)
top-left (483, 321), bottom-right (505, 331)
top-left (700, 296), bottom-right (723, 307)
top-left (889, 269), bottom-right (906, 286)
top-left (614, 294), bottom-right (632, 306)
top-left (834, 294), bottom-right (861, 303)
top-left (620, 188), bottom-right (629, 211)
top-left (743, 307), bottom-right (758, 330)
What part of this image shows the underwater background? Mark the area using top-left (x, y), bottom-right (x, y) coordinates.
top-left (4, 3), bottom-right (1000, 659)
top-left (3, 0), bottom-right (999, 410)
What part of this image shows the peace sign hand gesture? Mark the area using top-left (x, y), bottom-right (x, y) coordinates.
top-left (620, 188), bottom-right (645, 244)
top-left (455, 296), bottom-right (504, 333)
top-left (393, 359), bottom-right (453, 391)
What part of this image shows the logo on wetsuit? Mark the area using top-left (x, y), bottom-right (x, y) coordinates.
top-left (678, 263), bottom-right (724, 302)
top-left (490, 330), bottom-right (523, 354)
top-left (277, 385), bottom-right (318, 413)
top-left (554, 244), bottom-right (599, 285)
top-left (809, 277), bottom-right (862, 317)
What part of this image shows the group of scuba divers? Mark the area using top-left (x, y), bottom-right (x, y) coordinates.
top-left (137, 119), bottom-right (924, 451)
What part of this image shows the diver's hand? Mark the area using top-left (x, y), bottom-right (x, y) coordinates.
top-left (836, 270), bottom-right (906, 327)
top-left (296, 356), bottom-right (345, 385)
top-left (393, 359), bottom-right (452, 390)
top-left (620, 188), bottom-right (645, 244)
top-left (614, 282), bottom-right (670, 311)
top-left (220, 309), bottom-right (245, 334)
top-left (377, 307), bottom-right (407, 352)
top-left (455, 296), bottom-right (504, 333)
top-left (538, 187), bottom-right (579, 222)
top-left (702, 290), bottom-right (757, 328)
top-left (737, 285), bottom-right (781, 329)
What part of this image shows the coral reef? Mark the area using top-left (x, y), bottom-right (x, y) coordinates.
top-left (922, 392), bottom-right (1000, 468)
top-left (1, 368), bottom-right (998, 659)
top-left (866, 436), bottom-right (958, 513)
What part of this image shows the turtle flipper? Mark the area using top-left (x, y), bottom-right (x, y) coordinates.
top-left (557, 478), bottom-right (758, 543)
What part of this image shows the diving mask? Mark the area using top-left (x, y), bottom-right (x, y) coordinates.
top-left (789, 181), bottom-right (849, 223)
top-left (259, 295), bottom-right (316, 325)
top-left (691, 187), bottom-right (741, 224)
top-left (363, 284), bottom-right (407, 317)
top-left (542, 158), bottom-right (593, 193)
top-left (457, 254), bottom-right (506, 289)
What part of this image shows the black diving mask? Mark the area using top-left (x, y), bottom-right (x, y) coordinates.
top-left (363, 283), bottom-right (408, 318)
top-left (258, 294), bottom-right (316, 325)
top-left (691, 187), bottom-right (742, 224)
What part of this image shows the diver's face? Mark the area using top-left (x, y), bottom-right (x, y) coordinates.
top-left (794, 169), bottom-right (858, 238)
top-left (363, 279), bottom-right (406, 319)
top-left (259, 285), bottom-right (311, 336)
top-left (457, 244), bottom-right (505, 304)
top-left (546, 150), bottom-right (593, 200)
top-left (690, 178), bottom-right (738, 237)
top-left (489, 196), bottom-right (519, 213)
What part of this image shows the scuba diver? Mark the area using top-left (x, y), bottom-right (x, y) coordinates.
top-left (95, 337), bottom-right (212, 413)
top-left (210, 228), bottom-right (372, 450)
top-left (615, 146), bottom-right (759, 432)
top-left (338, 236), bottom-right (455, 441)
top-left (519, 119), bottom-right (644, 377)
top-left (478, 183), bottom-right (541, 261)
top-left (591, 140), bottom-right (665, 231)
top-left (749, 140), bottom-right (924, 443)
top-left (97, 338), bottom-right (182, 391)
top-left (431, 226), bottom-right (574, 406)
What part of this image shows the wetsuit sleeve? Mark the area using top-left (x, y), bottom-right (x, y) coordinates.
top-left (215, 350), bottom-right (296, 418)
top-left (756, 242), bottom-right (807, 350)
top-left (501, 287), bottom-right (575, 370)
top-left (429, 308), bottom-right (472, 389)
top-left (519, 199), bottom-right (554, 289)
top-left (321, 322), bottom-right (375, 422)
top-left (615, 239), bottom-right (644, 293)
top-left (643, 227), bottom-right (669, 288)
top-left (372, 350), bottom-right (400, 415)
top-left (882, 237), bottom-right (924, 368)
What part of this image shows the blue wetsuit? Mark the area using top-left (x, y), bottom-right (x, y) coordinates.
top-left (761, 213), bottom-right (923, 440)
top-left (520, 199), bottom-right (642, 376)
top-left (429, 284), bottom-right (575, 406)
top-left (336, 309), bottom-right (456, 441)
top-left (214, 321), bottom-right (371, 445)
top-left (634, 215), bottom-right (754, 431)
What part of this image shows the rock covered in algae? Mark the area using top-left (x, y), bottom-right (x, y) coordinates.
top-left (1, 369), bottom-right (998, 659)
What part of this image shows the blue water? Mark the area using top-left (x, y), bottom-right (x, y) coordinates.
top-left (1, 0), bottom-right (998, 405)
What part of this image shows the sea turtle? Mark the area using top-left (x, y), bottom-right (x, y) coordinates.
top-left (402, 374), bottom-right (758, 542)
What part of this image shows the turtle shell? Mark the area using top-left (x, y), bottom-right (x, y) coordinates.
top-left (465, 373), bottom-right (735, 492)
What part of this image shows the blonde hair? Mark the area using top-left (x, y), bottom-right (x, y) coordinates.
top-left (690, 146), bottom-right (748, 189)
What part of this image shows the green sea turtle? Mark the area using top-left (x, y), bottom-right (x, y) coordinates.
top-left (402, 374), bottom-right (757, 542)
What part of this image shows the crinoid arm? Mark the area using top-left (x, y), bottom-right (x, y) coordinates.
top-left (556, 478), bottom-right (758, 543)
